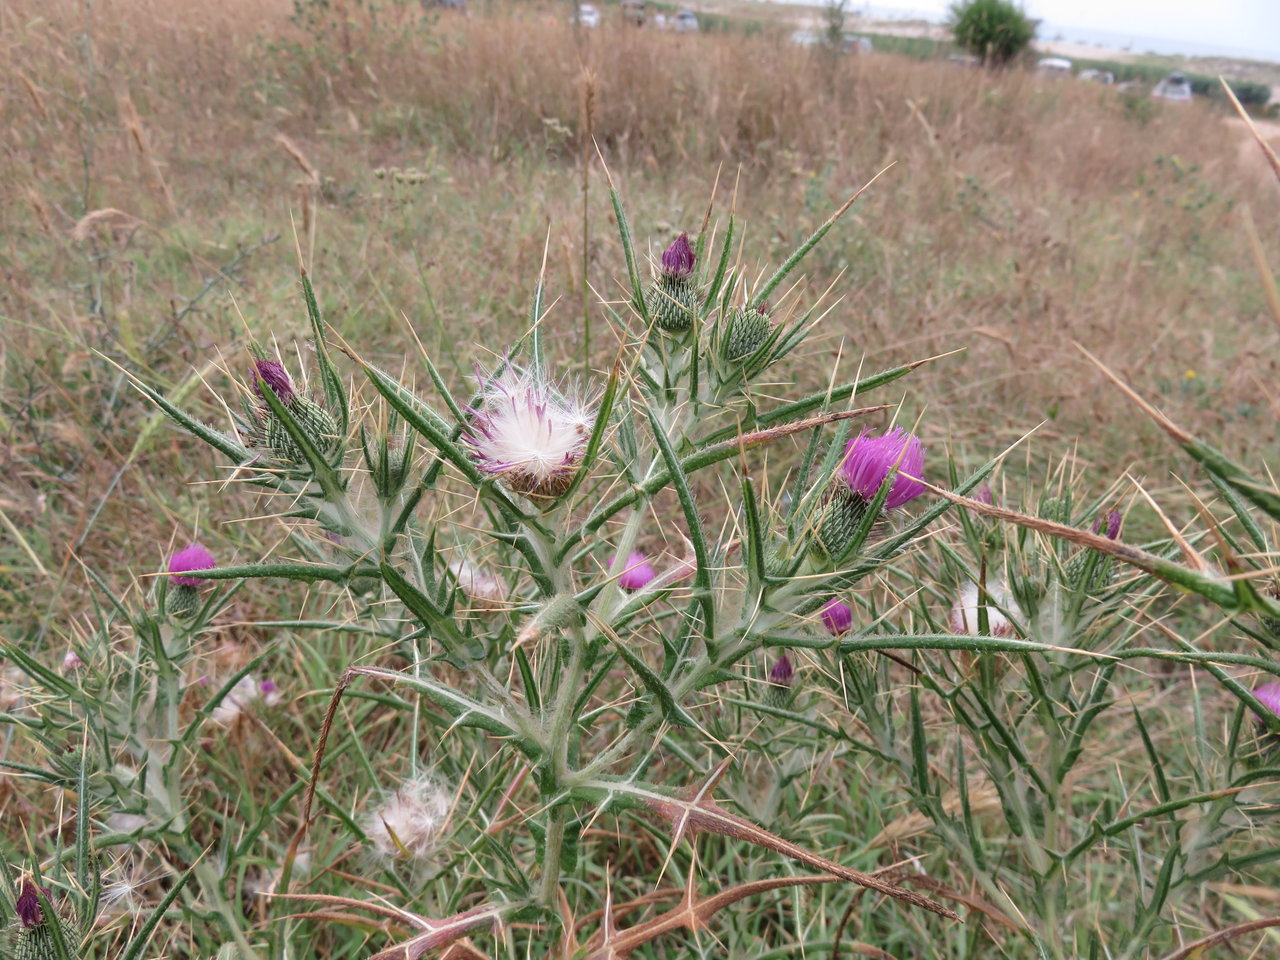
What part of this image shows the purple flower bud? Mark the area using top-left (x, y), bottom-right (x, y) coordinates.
top-left (839, 427), bottom-right (926, 510)
top-left (1094, 510), bottom-right (1122, 540)
top-left (16, 880), bottom-right (51, 929)
top-left (62, 649), bottom-right (83, 672)
top-left (617, 552), bottom-right (657, 591)
top-left (1254, 680), bottom-right (1280, 721)
top-left (253, 359), bottom-right (296, 403)
top-left (820, 598), bottom-right (854, 636)
top-left (260, 679), bottom-right (278, 695)
top-left (769, 654), bottom-right (794, 687)
top-left (972, 484), bottom-right (994, 506)
top-left (168, 543), bottom-right (216, 587)
top-left (660, 233), bottom-right (696, 279)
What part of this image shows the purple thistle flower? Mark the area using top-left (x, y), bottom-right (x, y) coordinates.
top-left (617, 552), bottom-right (657, 591)
top-left (252, 358), bottom-right (296, 403)
top-left (16, 880), bottom-right (51, 929)
top-left (260, 679), bottom-right (278, 695)
top-left (838, 427), bottom-right (926, 510)
top-left (972, 484), bottom-right (994, 506)
top-left (769, 654), bottom-right (794, 687)
top-left (1254, 680), bottom-right (1280, 721)
top-left (168, 543), bottom-right (216, 587)
top-left (820, 598), bottom-right (854, 636)
top-left (660, 233), bottom-right (696, 279)
top-left (1094, 510), bottom-right (1122, 540)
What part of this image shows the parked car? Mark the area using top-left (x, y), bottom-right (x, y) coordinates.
top-left (575, 3), bottom-right (600, 28)
top-left (1152, 71), bottom-right (1193, 102)
top-left (621, 0), bottom-right (645, 26)
top-left (842, 34), bottom-right (873, 54)
top-left (1078, 68), bottom-right (1115, 85)
top-left (1036, 56), bottom-right (1073, 76)
top-left (674, 8), bottom-right (698, 32)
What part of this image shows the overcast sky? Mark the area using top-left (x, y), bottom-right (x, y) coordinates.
top-left (854, 0), bottom-right (1280, 60)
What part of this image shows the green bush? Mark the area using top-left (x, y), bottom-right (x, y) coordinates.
top-left (949, 0), bottom-right (1034, 66)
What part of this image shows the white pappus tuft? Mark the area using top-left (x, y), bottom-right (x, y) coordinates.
top-left (363, 775), bottom-right (452, 862)
top-left (950, 579), bottom-right (1021, 637)
top-left (464, 370), bottom-right (595, 501)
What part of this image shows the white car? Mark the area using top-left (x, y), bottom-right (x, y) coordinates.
top-left (576, 3), bottom-right (600, 27)
top-left (674, 9), bottom-right (698, 32)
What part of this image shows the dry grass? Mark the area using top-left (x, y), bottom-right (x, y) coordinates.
top-left (2, 0), bottom-right (1277, 615)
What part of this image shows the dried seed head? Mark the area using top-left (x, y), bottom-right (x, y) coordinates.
top-left (464, 373), bottom-right (594, 501)
top-left (364, 776), bottom-right (451, 862)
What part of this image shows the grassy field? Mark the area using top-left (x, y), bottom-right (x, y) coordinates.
top-left (3, 0), bottom-right (1280, 957)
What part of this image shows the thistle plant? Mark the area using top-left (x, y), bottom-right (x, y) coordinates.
top-left (67, 181), bottom-right (1008, 956)
top-left (5, 163), bottom-right (1280, 960)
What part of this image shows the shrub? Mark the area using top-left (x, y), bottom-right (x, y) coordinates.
top-left (949, 0), bottom-right (1034, 66)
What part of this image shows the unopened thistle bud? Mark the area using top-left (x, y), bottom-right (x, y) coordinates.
top-left (464, 372), bottom-right (594, 502)
top-left (166, 543), bottom-right (215, 619)
top-left (646, 233), bottom-right (698, 332)
top-left (820, 598), bottom-right (854, 636)
top-left (249, 358), bottom-right (341, 463)
top-left (765, 653), bottom-right (795, 707)
top-left (720, 304), bottom-right (772, 362)
top-left (11, 881), bottom-right (76, 960)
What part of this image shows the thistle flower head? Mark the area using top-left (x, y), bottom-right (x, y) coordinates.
top-left (464, 372), bottom-right (594, 500)
top-left (210, 674), bottom-right (281, 725)
top-left (660, 233), bottom-right (695, 279)
top-left (617, 552), bottom-right (657, 591)
top-left (973, 484), bottom-right (994, 506)
top-left (1253, 681), bottom-right (1280, 721)
top-left (820, 598), bottom-right (854, 636)
top-left (950, 580), bottom-right (1020, 637)
top-left (252, 358), bottom-right (296, 403)
top-left (167, 543), bottom-right (215, 587)
top-left (16, 881), bottom-right (51, 929)
top-left (838, 427), bottom-right (926, 509)
top-left (1095, 510), bottom-right (1122, 540)
top-left (769, 654), bottom-right (794, 687)
top-left (364, 775), bottom-right (451, 861)
top-left (61, 649), bottom-right (83, 672)
top-left (447, 558), bottom-right (507, 608)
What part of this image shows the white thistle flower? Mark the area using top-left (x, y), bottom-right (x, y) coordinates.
top-left (950, 579), bottom-right (1020, 637)
top-left (447, 557), bottom-right (507, 609)
top-left (364, 775), bottom-right (452, 861)
top-left (464, 371), bottom-right (594, 500)
top-left (211, 675), bottom-right (283, 725)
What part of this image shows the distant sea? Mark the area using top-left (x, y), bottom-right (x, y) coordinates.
top-left (763, 1), bottom-right (1280, 62)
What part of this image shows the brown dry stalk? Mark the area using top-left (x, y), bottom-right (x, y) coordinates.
top-left (582, 874), bottom-right (843, 959)
top-left (118, 93), bottom-right (177, 217)
top-left (1155, 915), bottom-right (1280, 960)
top-left (642, 791), bottom-right (957, 918)
top-left (1222, 77), bottom-right (1280, 186)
